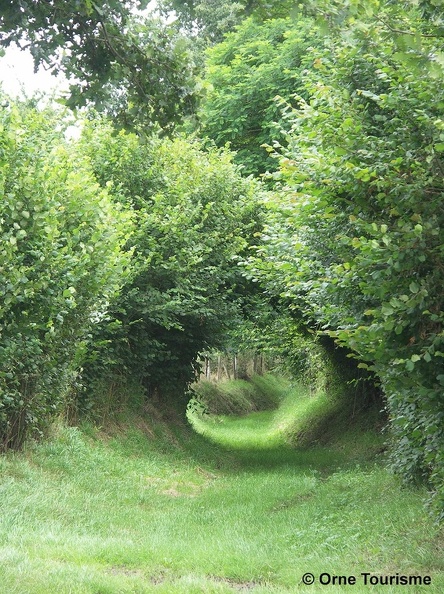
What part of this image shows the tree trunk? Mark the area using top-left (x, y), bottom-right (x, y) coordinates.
top-left (217, 354), bottom-right (222, 382)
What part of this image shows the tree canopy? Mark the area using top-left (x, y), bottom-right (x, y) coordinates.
top-left (159, 0), bottom-right (296, 42)
top-left (0, 0), bottom-right (197, 132)
top-left (198, 16), bottom-right (324, 176)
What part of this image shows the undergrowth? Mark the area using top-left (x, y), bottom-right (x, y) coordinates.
top-left (189, 374), bottom-right (285, 416)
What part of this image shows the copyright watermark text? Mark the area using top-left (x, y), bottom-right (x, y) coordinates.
top-left (301, 572), bottom-right (432, 587)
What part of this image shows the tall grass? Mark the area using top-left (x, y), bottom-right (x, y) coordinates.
top-left (188, 377), bottom-right (378, 454)
top-left (189, 374), bottom-right (284, 416)
top-left (0, 381), bottom-right (442, 593)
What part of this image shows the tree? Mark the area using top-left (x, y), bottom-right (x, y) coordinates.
top-left (159, 0), bottom-right (296, 43)
top-left (160, 0), bottom-right (244, 43)
top-left (198, 16), bottom-right (323, 176)
top-left (0, 0), bottom-right (197, 132)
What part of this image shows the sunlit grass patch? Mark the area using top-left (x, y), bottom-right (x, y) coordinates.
top-left (189, 409), bottom-right (286, 449)
top-left (190, 374), bottom-right (285, 416)
top-left (188, 380), bottom-right (381, 457)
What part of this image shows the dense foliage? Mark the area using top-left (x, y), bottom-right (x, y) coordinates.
top-left (0, 0), bottom-right (197, 132)
top-left (244, 10), bottom-right (444, 515)
top-left (77, 119), bottom-right (261, 409)
top-left (0, 101), bottom-right (132, 448)
top-left (1, 0), bottom-right (444, 520)
top-left (160, 0), bottom-right (296, 42)
top-left (199, 16), bottom-right (323, 176)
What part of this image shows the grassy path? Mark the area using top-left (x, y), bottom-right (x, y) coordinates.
top-left (0, 397), bottom-right (442, 593)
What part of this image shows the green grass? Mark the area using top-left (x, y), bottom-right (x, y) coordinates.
top-left (189, 374), bottom-right (285, 416)
top-left (0, 383), bottom-right (442, 593)
top-left (188, 381), bottom-right (378, 454)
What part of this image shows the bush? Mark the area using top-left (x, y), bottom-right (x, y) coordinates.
top-left (246, 12), bottom-right (444, 515)
top-left (0, 101), bottom-right (132, 448)
top-left (78, 120), bottom-right (262, 410)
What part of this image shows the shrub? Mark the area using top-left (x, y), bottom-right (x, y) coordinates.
top-left (78, 120), bottom-right (262, 411)
top-left (246, 13), bottom-right (444, 515)
top-left (0, 101), bottom-right (132, 448)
